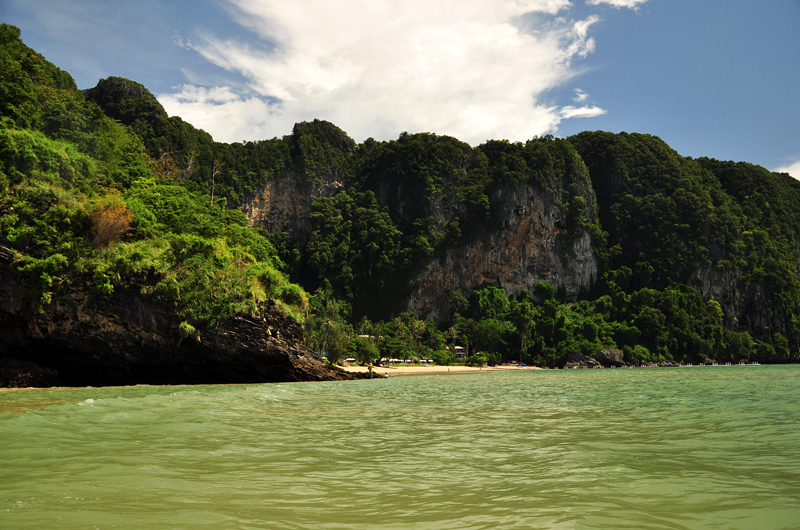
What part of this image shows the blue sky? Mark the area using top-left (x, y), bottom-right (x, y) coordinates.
top-left (2, 0), bottom-right (798, 177)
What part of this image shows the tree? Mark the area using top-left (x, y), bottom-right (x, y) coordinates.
top-left (322, 318), bottom-right (335, 357)
top-left (410, 318), bottom-right (425, 353)
top-left (431, 349), bottom-right (454, 366)
top-left (348, 336), bottom-right (378, 364)
top-left (210, 160), bottom-right (223, 204)
top-left (470, 319), bottom-right (515, 360)
top-left (304, 296), bottom-right (351, 363)
top-left (465, 354), bottom-right (487, 367)
top-left (446, 326), bottom-right (459, 355)
top-left (509, 298), bottom-right (535, 363)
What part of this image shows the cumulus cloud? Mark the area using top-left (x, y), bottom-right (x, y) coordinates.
top-left (586, 0), bottom-right (648, 8)
top-left (157, 85), bottom-right (281, 142)
top-left (774, 159), bottom-right (800, 180)
top-left (158, 0), bottom-right (609, 144)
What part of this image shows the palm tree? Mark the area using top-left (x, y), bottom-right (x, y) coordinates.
top-left (410, 319), bottom-right (425, 354)
top-left (322, 318), bottom-right (335, 358)
top-left (509, 301), bottom-right (535, 364)
top-left (447, 326), bottom-right (459, 351)
top-left (373, 321), bottom-right (385, 344)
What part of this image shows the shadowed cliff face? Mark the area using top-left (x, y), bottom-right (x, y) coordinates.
top-left (0, 258), bottom-right (360, 387)
top-left (237, 133), bottom-right (601, 324)
top-left (570, 131), bottom-right (800, 347)
top-left (408, 181), bottom-right (598, 322)
top-left (689, 266), bottom-right (792, 340)
top-left (240, 120), bottom-right (354, 244)
top-left (241, 168), bottom-right (346, 244)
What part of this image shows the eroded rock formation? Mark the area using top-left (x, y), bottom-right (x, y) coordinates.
top-left (408, 182), bottom-right (598, 321)
top-left (240, 120), bottom-right (355, 243)
top-left (241, 168), bottom-right (345, 243)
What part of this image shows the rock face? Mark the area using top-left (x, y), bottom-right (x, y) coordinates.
top-left (240, 120), bottom-right (355, 244)
top-left (83, 77), bottom-right (170, 141)
top-left (241, 168), bottom-right (345, 243)
top-left (564, 352), bottom-right (602, 369)
top-left (407, 181), bottom-right (599, 322)
top-left (689, 265), bottom-right (791, 340)
top-left (0, 358), bottom-right (59, 388)
top-left (0, 255), bottom-right (361, 387)
top-left (594, 348), bottom-right (626, 367)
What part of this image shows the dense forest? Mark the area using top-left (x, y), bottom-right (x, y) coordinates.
top-left (1, 23), bottom-right (798, 377)
top-left (0, 24), bottom-right (305, 330)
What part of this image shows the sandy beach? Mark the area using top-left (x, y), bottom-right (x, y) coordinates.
top-left (341, 364), bottom-right (543, 376)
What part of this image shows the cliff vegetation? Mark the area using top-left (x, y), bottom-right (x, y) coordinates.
top-left (2, 24), bottom-right (799, 384)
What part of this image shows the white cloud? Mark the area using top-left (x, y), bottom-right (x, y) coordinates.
top-left (573, 89), bottom-right (590, 102)
top-left (157, 85), bottom-right (281, 142)
top-left (774, 159), bottom-right (800, 180)
top-left (586, 0), bottom-right (648, 8)
top-left (559, 105), bottom-right (606, 119)
top-left (158, 0), bottom-right (609, 145)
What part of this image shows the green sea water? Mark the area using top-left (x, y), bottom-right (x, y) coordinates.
top-left (2, 366), bottom-right (799, 529)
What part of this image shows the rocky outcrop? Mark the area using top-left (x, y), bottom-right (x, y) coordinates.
top-left (0, 358), bottom-right (59, 388)
top-left (563, 349), bottom-right (626, 369)
top-left (83, 77), bottom-right (170, 140)
top-left (240, 120), bottom-right (354, 243)
top-left (594, 348), bottom-right (625, 367)
top-left (240, 168), bottom-right (345, 243)
top-left (564, 352), bottom-right (602, 369)
top-left (689, 265), bottom-right (790, 340)
top-left (407, 181), bottom-right (598, 322)
top-left (0, 249), bottom-right (362, 387)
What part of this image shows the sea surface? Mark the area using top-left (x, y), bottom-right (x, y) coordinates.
top-left (2, 366), bottom-right (799, 529)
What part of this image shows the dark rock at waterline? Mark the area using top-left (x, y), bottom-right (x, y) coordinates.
top-left (0, 358), bottom-right (60, 388)
top-left (0, 261), bottom-right (363, 388)
top-left (594, 348), bottom-right (626, 367)
top-left (564, 352), bottom-right (602, 369)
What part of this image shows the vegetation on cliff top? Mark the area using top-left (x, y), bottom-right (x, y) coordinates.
top-left (0, 24), bottom-right (305, 327)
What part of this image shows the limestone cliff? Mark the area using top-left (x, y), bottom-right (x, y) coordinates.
top-left (236, 130), bottom-right (601, 323)
top-left (408, 181), bottom-right (598, 322)
top-left (240, 120), bottom-right (355, 243)
top-left (241, 167), bottom-right (346, 243)
top-left (570, 131), bottom-right (800, 347)
top-left (689, 266), bottom-right (792, 340)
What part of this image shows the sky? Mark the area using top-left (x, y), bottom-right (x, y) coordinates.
top-left (2, 0), bottom-right (799, 177)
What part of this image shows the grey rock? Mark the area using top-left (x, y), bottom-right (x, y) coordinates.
top-left (565, 352), bottom-right (602, 368)
top-left (594, 348), bottom-right (625, 367)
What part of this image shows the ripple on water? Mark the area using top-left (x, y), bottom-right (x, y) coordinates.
top-left (1, 366), bottom-right (800, 529)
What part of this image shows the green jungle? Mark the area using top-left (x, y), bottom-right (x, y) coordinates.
top-left (2, 23), bottom-right (799, 370)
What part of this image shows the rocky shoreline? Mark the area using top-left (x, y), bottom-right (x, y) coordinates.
top-left (562, 349), bottom-right (748, 369)
top-left (1, 245), bottom-right (364, 388)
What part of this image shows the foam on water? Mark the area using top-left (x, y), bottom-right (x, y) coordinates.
top-left (1, 367), bottom-right (799, 529)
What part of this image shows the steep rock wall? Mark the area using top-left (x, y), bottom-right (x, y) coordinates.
top-left (408, 182), bottom-right (598, 322)
top-left (689, 266), bottom-right (792, 340)
top-left (239, 120), bottom-right (355, 243)
top-left (240, 169), bottom-right (345, 243)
